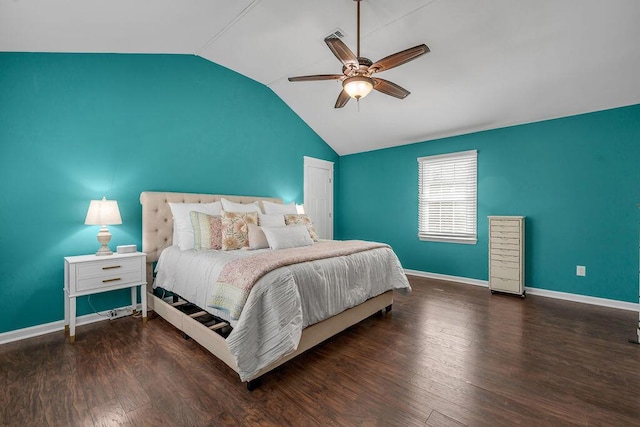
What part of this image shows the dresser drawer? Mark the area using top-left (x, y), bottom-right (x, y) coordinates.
top-left (489, 245), bottom-right (520, 258)
top-left (489, 236), bottom-right (520, 248)
top-left (489, 240), bottom-right (520, 253)
top-left (77, 270), bottom-right (144, 292)
top-left (490, 231), bottom-right (520, 240)
top-left (491, 258), bottom-right (520, 270)
top-left (490, 264), bottom-right (520, 280)
top-left (490, 221), bottom-right (520, 232)
top-left (77, 257), bottom-right (141, 279)
top-left (492, 256), bottom-right (519, 267)
top-left (490, 276), bottom-right (521, 293)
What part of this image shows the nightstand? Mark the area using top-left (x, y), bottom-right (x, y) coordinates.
top-left (64, 252), bottom-right (147, 343)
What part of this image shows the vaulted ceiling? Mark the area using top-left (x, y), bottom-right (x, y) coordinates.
top-left (2, 0), bottom-right (640, 155)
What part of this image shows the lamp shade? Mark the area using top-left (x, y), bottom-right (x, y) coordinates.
top-left (85, 197), bottom-right (122, 226)
top-left (343, 76), bottom-right (374, 100)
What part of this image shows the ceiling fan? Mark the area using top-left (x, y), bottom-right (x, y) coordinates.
top-left (288, 0), bottom-right (430, 108)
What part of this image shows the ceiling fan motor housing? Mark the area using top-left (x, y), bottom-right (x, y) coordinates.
top-left (342, 57), bottom-right (372, 76)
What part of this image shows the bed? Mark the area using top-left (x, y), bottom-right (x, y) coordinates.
top-left (140, 191), bottom-right (410, 389)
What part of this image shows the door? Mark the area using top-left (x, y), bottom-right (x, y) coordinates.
top-left (304, 156), bottom-right (334, 240)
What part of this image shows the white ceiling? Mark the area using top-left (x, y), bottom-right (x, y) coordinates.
top-left (2, 0), bottom-right (640, 155)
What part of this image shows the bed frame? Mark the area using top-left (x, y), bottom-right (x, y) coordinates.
top-left (140, 191), bottom-right (393, 390)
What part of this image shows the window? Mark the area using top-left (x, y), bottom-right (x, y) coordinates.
top-left (418, 150), bottom-right (477, 244)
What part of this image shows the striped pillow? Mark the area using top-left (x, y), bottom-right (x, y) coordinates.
top-left (190, 211), bottom-right (223, 250)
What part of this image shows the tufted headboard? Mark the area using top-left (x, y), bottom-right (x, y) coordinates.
top-left (139, 191), bottom-right (282, 286)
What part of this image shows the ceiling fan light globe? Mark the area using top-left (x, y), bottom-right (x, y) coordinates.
top-left (343, 76), bottom-right (374, 99)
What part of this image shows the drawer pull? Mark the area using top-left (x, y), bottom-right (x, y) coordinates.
top-left (102, 277), bottom-right (121, 283)
top-left (102, 265), bottom-right (121, 270)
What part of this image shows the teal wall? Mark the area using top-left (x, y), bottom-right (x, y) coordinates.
top-left (0, 53), bottom-right (338, 334)
top-left (1, 51), bottom-right (638, 336)
top-left (338, 105), bottom-right (640, 303)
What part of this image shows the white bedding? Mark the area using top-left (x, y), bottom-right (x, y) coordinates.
top-left (154, 242), bottom-right (411, 381)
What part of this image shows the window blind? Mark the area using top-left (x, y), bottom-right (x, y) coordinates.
top-left (418, 150), bottom-right (477, 243)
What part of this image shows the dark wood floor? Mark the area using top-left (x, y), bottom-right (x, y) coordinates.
top-left (2, 276), bottom-right (640, 426)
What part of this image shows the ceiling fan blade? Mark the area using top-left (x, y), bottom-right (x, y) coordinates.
top-left (369, 44), bottom-right (430, 73)
top-left (325, 37), bottom-right (359, 70)
top-left (288, 74), bottom-right (344, 82)
top-left (335, 89), bottom-right (351, 108)
top-left (373, 78), bottom-right (410, 99)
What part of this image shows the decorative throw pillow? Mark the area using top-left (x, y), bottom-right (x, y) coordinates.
top-left (262, 200), bottom-right (298, 215)
top-left (284, 214), bottom-right (319, 241)
top-left (221, 210), bottom-right (259, 250)
top-left (190, 212), bottom-right (223, 250)
top-left (258, 213), bottom-right (286, 227)
top-left (262, 225), bottom-right (314, 250)
top-left (168, 201), bottom-right (221, 250)
top-left (220, 198), bottom-right (261, 213)
top-left (247, 224), bottom-right (269, 250)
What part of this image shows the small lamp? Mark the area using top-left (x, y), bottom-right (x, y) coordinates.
top-left (84, 197), bottom-right (122, 256)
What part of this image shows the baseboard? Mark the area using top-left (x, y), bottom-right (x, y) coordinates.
top-left (404, 269), bottom-right (489, 288)
top-left (523, 287), bottom-right (638, 312)
top-left (404, 269), bottom-right (639, 312)
top-left (0, 303), bottom-right (142, 345)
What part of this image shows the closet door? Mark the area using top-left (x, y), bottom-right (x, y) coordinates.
top-left (304, 156), bottom-right (334, 240)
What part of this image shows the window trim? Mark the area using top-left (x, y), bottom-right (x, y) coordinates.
top-left (417, 149), bottom-right (478, 244)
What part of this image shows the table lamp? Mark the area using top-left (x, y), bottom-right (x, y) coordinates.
top-left (85, 197), bottom-right (122, 256)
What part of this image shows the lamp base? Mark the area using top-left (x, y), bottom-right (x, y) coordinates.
top-left (95, 226), bottom-right (114, 256)
top-left (95, 245), bottom-right (114, 256)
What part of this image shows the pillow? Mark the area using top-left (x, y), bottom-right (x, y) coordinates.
top-left (220, 210), bottom-right (259, 250)
top-left (262, 200), bottom-right (297, 215)
top-left (247, 224), bottom-right (269, 250)
top-left (262, 225), bottom-right (314, 250)
top-left (258, 213), bottom-right (285, 227)
top-left (284, 214), bottom-right (319, 241)
top-left (220, 198), bottom-right (261, 213)
top-left (168, 201), bottom-right (221, 250)
top-left (190, 212), bottom-right (223, 250)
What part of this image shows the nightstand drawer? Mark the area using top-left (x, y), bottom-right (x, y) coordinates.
top-left (77, 257), bottom-right (141, 279)
top-left (77, 270), bottom-right (144, 292)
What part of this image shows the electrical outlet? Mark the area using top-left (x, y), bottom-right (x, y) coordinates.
top-left (576, 265), bottom-right (586, 277)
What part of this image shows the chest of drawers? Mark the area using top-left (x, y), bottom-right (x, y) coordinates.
top-left (488, 216), bottom-right (525, 297)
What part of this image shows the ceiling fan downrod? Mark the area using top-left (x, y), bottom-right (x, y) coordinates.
top-left (356, 0), bottom-right (361, 59)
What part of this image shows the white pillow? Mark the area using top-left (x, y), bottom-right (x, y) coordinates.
top-left (247, 224), bottom-right (269, 250)
top-left (262, 200), bottom-right (297, 215)
top-left (262, 225), bottom-right (313, 250)
top-left (258, 213), bottom-right (285, 227)
top-left (220, 198), bottom-right (261, 213)
top-left (168, 201), bottom-right (221, 250)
